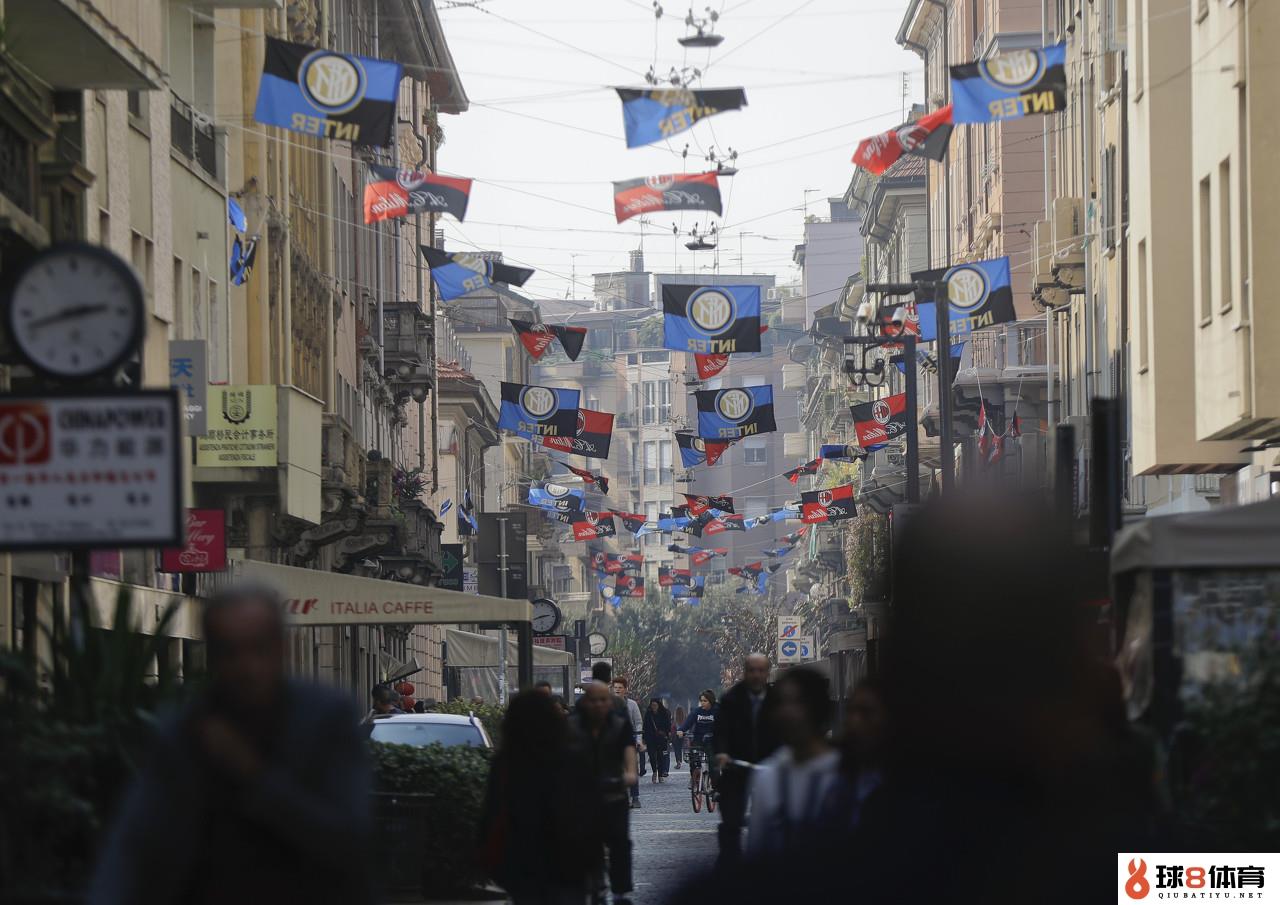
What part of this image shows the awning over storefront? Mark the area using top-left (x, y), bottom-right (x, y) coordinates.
top-left (445, 628), bottom-right (575, 669)
top-left (88, 579), bottom-right (201, 640)
top-left (1111, 497), bottom-right (1280, 574)
top-left (233, 559), bottom-right (531, 625)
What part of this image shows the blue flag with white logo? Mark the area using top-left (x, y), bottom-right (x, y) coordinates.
top-left (615, 87), bottom-right (747, 148)
top-left (528, 482), bottom-right (585, 512)
top-left (254, 37), bottom-right (402, 146)
top-left (950, 43), bottom-right (1067, 124)
top-left (913, 257), bottom-right (1015, 339)
top-left (694, 385), bottom-right (777, 441)
top-left (663, 284), bottom-right (763, 355)
top-left (498, 382), bottom-right (580, 440)
top-left (421, 245), bottom-right (535, 301)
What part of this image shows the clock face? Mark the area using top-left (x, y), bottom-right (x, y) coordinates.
top-left (588, 632), bottom-right (608, 656)
top-left (6, 243), bottom-right (144, 381)
top-left (531, 598), bottom-right (561, 634)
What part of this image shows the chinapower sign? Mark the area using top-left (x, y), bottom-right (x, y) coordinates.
top-left (0, 392), bottom-right (181, 549)
top-left (852, 392), bottom-right (908, 450)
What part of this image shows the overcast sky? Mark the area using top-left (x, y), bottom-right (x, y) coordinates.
top-left (434, 0), bottom-right (920, 305)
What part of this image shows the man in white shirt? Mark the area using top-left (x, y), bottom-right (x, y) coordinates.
top-left (745, 667), bottom-right (840, 857)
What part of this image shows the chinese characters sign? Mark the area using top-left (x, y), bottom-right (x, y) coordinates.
top-left (0, 392), bottom-right (181, 550)
top-left (161, 508), bottom-right (227, 573)
top-left (195, 385), bottom-right (278, 467)
top-left (168, 340), bottom-right (207, 436)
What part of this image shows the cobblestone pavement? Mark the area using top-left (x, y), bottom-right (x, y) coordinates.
top-left (628, 757), bottom-right (719, 905)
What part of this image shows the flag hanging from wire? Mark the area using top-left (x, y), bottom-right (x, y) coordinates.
top-left (912, 257), bottom-right (1015, 339)
top-left (692, 326), bottom-right (768, 379)
top-left (614, 86), bottom-right (747, 148)
top-left (695, 385), bottom-right (777, 440)
top-left (254, 37), bottom-right (402, 146)
top-left (528, 482), bottom-right (585, 512)
top-left (613, 171), bottom-right (723, 223)
top-left (498, 382), bottom-right (579, 439)
top-left (663, 285), bottom-right (763, 355)
top-left (950, 44), bottom-right (1067, 124)
top-left (364, 166), bottom-right (471, 224)
top-left (784, 458), bottom-right (823, 483)
top-left (851, 393), bottom-right (909, 451)
top-left (852, 104), bottom-right (954, 174)
top-left (510, 319), bottom-right (588, 361)
top-left (542, 408), bottom-right (615, 459)
top-left (421, 245), bottom-right (534, 301)
top-left (566, 464), bottom-right (609, 495)
top-left (682, 493), bottom-right (735, 516)
top-left (800, 484), bottom-right (857, 524)
top-left (676, 431), bottom-right (731, 467)
top-left (570, 511), bottom-right (616, 541)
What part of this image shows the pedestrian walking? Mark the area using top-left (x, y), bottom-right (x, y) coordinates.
top-left (745, 667), bottom-right (840, 858)
top-left (712, 653), bottom-right (778, 864)
top-left (612, 675), bottom-right (645, 808)
top-left (672, 705), bottom-right (688, 768)
top-left (478, 690), bottom-right (599, 905)
top-left (642, 698), bottom-right (672, 781)
top-left (821, 676), bottom-right (887, 834)
top-left (570, 681), bottom-right (639, 905)
top-left (360, 684), bottom-right (403, 726)
top-left (88, 584), bottom-right (373, 905)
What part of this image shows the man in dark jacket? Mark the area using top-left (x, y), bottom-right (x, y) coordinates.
top-left (713, 652), bottom-right (778, 864)
top-left (89, 585), bottom-right (373, 905)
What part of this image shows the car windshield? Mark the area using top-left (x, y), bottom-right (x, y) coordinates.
top-left (370, 721), bottom-right (485, 748)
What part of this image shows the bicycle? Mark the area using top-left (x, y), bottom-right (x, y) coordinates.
top-left (686, 740), bottom-right (718, 814)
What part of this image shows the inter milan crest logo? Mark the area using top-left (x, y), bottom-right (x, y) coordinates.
top-left (299, 51), bottom-right (367, 114)
top-left (980, 48), bottom-right (1044, 90)
top-left (716, 389), bottom-right (754, 423)
top-left (688, 288), bottom-right (735, 335)
top-left (945, 264), bottom-right (991, 311)
top-left (521, 386), bottom-right (557, 419)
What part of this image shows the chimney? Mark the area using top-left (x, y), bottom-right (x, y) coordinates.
top-left (629, 248), bottom-right (644, 273)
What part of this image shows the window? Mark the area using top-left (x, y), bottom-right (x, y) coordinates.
top-left (743, 374), bottom-right (767, 388)
top-left (641, 380), bottom-right (671, 424)
top-left (645, 502), bottom-right (661, 546)
top-left (1199, 176), bottom-right (1212, 323)
top-left (744, 436), bottom-right (767, 465)
top-left (1134, 0), bottom-right (1145, 96)
top-left (1101, 146), bottom-right (1116, 250)
top-left (644, 441), bottom-right (659, 484)
top-left (1219, 158), bottom-right (1232, 312)
top-left (745, 496), bottom-right (768, 520)
top-left (660, 440), bottom-right (673, 483)
top-left (1137, 240), bottom-right (1149, 372)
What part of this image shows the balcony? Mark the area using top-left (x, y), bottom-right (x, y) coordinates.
top-left (170, 95), bottom-right (222, 183)
top-left (6, 0), bottom-right (164, 90)
top-left (383, 303), bottom-right (435, 397)
top-left (955, 321), bottom-right (1048, 388)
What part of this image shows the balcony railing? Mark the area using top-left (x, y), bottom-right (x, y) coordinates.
top-left (170, 94), bottom-right (220, 183)
top-left (960, 321), bottom-right (1048, 377)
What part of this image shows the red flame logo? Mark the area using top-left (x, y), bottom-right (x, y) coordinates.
top-left (1125, 859), bottom-right (1150, 900)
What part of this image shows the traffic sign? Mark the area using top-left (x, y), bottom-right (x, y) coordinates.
top-left (778, 616), bottom-right (802, 640)
top-left (778, 638), bottom-right (801, 663)
top-left (796, 635), bottom-right (815, 660)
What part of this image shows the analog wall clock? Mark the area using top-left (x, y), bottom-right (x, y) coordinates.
top-left (588, 631), bottom-right (608, 656)
top-left (531, 597), bottom-right (562, 635)
top-left (4, 242), bottom-right (145, 381)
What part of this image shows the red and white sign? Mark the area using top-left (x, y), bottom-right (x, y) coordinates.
top-left (533, 635), bottom-right (567, 650)
top-left (0, 392), bottom-right (181, 550)
top-left (161, 508), bottom-right (227, 573)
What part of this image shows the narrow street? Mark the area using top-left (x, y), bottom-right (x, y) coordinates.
top-left (630, 760), bottom-right (719, 905)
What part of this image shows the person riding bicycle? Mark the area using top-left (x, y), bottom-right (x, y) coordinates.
top-left (676, 690), bottom-right (718, 789)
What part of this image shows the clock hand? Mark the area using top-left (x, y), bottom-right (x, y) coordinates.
top-left (26, 303), bottom-right (109, 329)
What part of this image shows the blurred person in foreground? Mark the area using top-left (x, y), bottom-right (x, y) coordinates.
top-left (479, 690), bottom-right (599, 905)
top-left (571, 681), bottom-right (639, 905)
top-left (668, 496), bottom-right (1162, 905)
top-left (745, 667), bottom-right (840, 857)
top-left (712, 653), bottom-right (778, 864)
top-left (89, 584), bottom-right (371, 905)
top-left (820, 676), bottom-right (888, 833)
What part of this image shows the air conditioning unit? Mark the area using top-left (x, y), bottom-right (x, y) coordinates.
top-left (783, 432), bottom-right (809, 458)
top-left (782, 363), bottom-right (807, 391)
top-left (1051, 197), bottom-right (1086, 271)
top-left (1032, 220), bottom-right (1054, 288)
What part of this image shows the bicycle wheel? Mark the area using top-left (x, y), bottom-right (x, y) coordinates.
top-left (706, 778), bottom-right (717, 813)
top-left (690, 768), bottom-right (703, 812)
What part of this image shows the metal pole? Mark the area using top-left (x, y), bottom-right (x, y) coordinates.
top-left (933, 287), bottom-right (955, 492)
top-left (497, 517), bottom-right (509, 705)
top-left (902, 335), bottom-right (920, 504)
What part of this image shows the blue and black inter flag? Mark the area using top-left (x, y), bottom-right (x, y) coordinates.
top-left (912, 257), bottom-right (1015, 339)
top-left (421, 245), bottom-right (535, 301)
top-left (950, 43), bottom-right (1067, 124)
top-left (663, 284), bottom-right (763, 355)
top-left (615, 87), bottom-right (747, 148)
top-left (254, 37), bottom-right (402, 146)
top-left (694, 385), bottom-right (777, 441)
top-left (497, 382), bottom-right (580, 439)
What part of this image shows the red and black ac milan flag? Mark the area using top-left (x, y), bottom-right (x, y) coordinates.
top-left (613, 171), bottom-right (723, 224)
top-left (784, 458), bottom-right (823, 484)
top-left (590, 550), bottom-right (624, 574)
top-left (543, 408), bottom-right (615, 459)
top-left (676, 431), bottom-right (732, 468)
top-left (800, 484), bottom-right (857, 524)
top-left (567, 464), bottom-right (609, 495)
top-left (364, 165), bottom-right (472, 224)
top-left (691, 547), bottom-right (729, 567)
top-left (510, 319), bottom-right (588, 362)
top-left (682, 493), bottom-right (735, 515)
top-left (659, 566), bottom-right (693, 587)
top-left (693, 326), bottom-right (769, 380)
top-left (617, 552), bottom-right (644, 572)
top-left (700, 515), bottom-right (746, 536)
top-left (571, 510), bottom-right (616, 541)
top-left (782, 526), bottom-right (809, 545)
top-left (852, 392), bottom-right (909, 451)
top-left (612, 511), bottom-right (648, 533)
top-left (852, 104), bottom-right (954, 176)
top-left (615, 574), bottom-right (645, 598)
